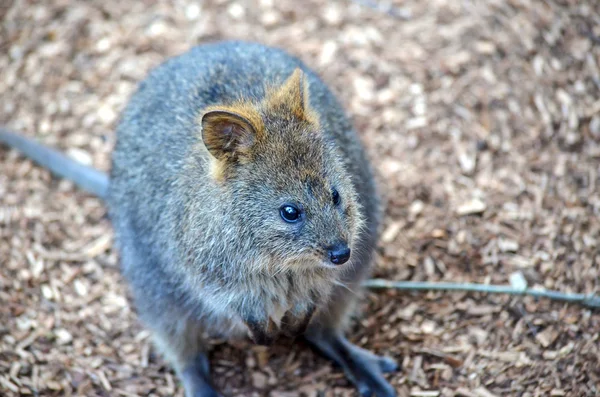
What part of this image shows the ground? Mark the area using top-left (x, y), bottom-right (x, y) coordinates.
top-left (1, 0), bottom-right (599, 396)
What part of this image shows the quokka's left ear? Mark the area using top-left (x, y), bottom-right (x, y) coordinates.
top-left (200, 107), bottom-right (263, 162)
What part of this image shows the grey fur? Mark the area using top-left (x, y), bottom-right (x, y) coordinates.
top-left (108, 41), bottom-right (380, 337)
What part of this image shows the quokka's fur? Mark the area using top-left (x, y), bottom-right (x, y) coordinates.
top-left (1, 41), bottom-right (397, 397)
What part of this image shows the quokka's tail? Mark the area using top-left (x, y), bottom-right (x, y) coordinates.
top-left (0, 127), bottom-right (109, 199)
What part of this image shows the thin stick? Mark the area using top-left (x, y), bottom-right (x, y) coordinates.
top-left (349, 0), bottom-right (412, 20)
top-left (363, 279), bottom-right (600, 308)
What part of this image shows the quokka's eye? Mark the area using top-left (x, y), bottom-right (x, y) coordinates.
top-left (280, 204), bottom-right (301, 223)
top-left (332, 188), bottom-right (341, 206)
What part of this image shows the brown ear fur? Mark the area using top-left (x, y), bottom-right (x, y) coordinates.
top-left (201, 103), bottom-right (265, 163)
top-left (264, 68), bottom-right (319, 126)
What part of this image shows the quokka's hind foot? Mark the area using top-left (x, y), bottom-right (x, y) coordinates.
top-left (180, 353), bottom-right (222, 397)
top-left (304, 329), bottom-right (398, 397)
top-left (152, 322), bottom-right (222, 397)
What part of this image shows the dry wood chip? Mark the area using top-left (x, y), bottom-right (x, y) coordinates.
top-left (474, 387), bottom-right (498, 397)
top-left (456, 199), bottom-right (486, 216)
top-left (418, 348), bottom-right (463, 368)
top-left (97, 370), bottom-right (112, 391)
top-left (455, 388), bottom-right (478, 397)
top-left (410, 390), bottom-right (440, 397)
top-left (381, 221), bottom-right (404, 243)
top-left (251, 372), bottom-right (268, 389)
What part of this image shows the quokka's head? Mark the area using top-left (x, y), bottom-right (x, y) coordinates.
top-left (199, 68), bottom-right (363, 271)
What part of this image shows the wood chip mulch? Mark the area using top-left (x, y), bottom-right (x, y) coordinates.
top-left (1, 0), bottom-right (599, 396)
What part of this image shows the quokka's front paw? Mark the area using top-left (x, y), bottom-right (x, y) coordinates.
top-left (244, 316), bottom-right (279, 346)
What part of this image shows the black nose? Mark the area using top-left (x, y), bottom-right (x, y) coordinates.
top-left (328, 243), bottom-right (351, 265)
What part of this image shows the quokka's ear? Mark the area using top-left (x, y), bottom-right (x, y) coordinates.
top-left (265, 68), bottom-right (317, 124)
top-left (201, 107), bottom-right (263, 162)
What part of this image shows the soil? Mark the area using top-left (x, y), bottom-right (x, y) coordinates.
top-left (1, 0), bottom-right (599, 396)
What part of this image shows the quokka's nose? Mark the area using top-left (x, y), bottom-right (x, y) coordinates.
top-left (328, 243), bottom-right (351, 265)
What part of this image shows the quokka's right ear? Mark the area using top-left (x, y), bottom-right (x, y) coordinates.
top-left (201, 107), bottom-right (263, 162)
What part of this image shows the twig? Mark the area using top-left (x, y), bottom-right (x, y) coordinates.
top-left (348, 0), bottom-right (412, 20)
top-left (363, 279), bottom-right (600, 308)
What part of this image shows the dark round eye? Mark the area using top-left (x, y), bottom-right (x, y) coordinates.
top-left (280, 204), bottom-right (301, 223)
top-left (332, 188), bottom-right (341, 206)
